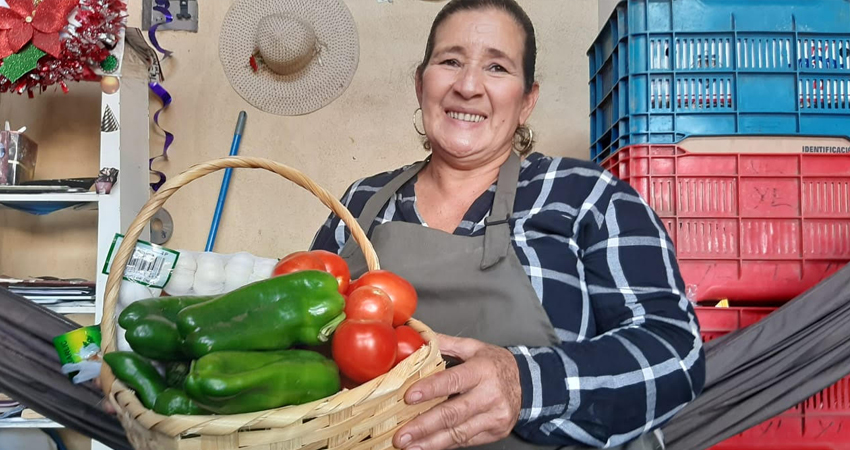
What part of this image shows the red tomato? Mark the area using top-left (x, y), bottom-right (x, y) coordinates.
top-left (345, 279), bottom-right (358, 296)
top-left (394, 325), bottom-right (426, 366)
top-left (272, 251), bottom-right (325, 277)
top-left (311, 250), bottom-right (351, 294)
top-left (345, 286), bottom-right (393, 325)
top-left (349, 270), bottom-right (417, 327)
top-left (332, 319), bottom-right (397, 384)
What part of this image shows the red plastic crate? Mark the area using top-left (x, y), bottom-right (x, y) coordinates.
top-left (695, 307), bottom-right (850, 450)
top-left (603, 145), bottom-right (850, 303)
top-left (695, 307), bottom-right (776, 342)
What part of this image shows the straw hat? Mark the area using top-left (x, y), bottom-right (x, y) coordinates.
top-left (219, 0), bottom-right (360, 116)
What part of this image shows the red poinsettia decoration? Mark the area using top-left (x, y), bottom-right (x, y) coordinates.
top-left (0, 0), bottom-right (79, 59)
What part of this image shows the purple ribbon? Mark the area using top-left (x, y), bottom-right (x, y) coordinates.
top-left (149, 81), bottom-right (173, 191)
top-left (147, 0), bottom-right (175, 191)
top-left (149, 3), bottom-right (174, 59)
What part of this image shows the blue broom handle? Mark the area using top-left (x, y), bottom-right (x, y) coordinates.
top-left (205, 111), bottom-right (247, 252)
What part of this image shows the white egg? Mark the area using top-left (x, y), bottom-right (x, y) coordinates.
top-left (116, 327), bottom-right (132, 352)
top-left (249, 257), bottom-right (278, 283)
top-left (174, 250), bottom-right (197, 271)
top-left (224, 252), bottom-right (256, 292)
top-left (193, 252), bottom-right (226, 295)
top-left (117, 280), bottom-right (155, 309)
top-left (164, 267), bottom-right (195, 296)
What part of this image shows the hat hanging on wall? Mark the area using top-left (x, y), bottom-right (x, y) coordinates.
top-left (219, 0), bottom-right (360, 116)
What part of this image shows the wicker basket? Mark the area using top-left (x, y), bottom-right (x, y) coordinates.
top-left (99, 156), bottom-right (446, 450)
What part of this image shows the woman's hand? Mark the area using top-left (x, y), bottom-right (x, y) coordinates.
top-left (92, 375), bottom-right (116, 415)
top-left (392, 333), bottom-right (522, 449)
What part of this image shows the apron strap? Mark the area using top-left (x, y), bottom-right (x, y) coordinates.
top-left (339, 152), bottom-right (522, 272)
top-left (340, 159), bottom-right (428, 259)
top-left (481, 151), bottom-right (521, 270)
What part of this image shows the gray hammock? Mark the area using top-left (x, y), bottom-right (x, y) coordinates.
top-left (1, 263), bottom-right (849, 450)
top-left (661, 262), bottom-right (850, 450)
top-left (0, 291), bottom-right (132, 450)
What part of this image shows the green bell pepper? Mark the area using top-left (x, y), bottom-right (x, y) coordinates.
top-left (153, 388), bottom-right (212, 416)
top-left (177, 270), bottom-right (346, 358)
top-left (118, 295), bottom-right (214, 361)
top-left (184, 349), bottom-right (341, 414)
top-left (102, 351), bottom-right (167, 410)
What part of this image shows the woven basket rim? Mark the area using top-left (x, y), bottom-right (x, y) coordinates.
top-left (98, 155), bottom-right (444, 439)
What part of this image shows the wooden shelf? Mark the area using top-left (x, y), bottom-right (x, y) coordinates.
top-left (45, 304), bottom-right (96, 314)
top-left (0, 192), bottom-right (100, 203)
top-left (0, 51), bottom-right (151, 446)
top-left (0, 418), bottom-right (63, 428)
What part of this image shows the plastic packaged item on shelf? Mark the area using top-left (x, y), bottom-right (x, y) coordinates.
top-left (0, 130), bottom-right (37, 186)
top-left (103, 235), bottom-right (278, 300)
top-left (52, 326), bottom-right (102, 384)
top-left (58, 343), bottom-right (102, 384)
top-left (589, 0), bottom-right (850, 162)
top-left (161, 250), bottom-right (278, 297)
top-left (602, 144), bottom-right (850, 303)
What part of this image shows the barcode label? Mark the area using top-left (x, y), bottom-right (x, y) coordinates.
top-left (102, 234), bottom-right (179, 288)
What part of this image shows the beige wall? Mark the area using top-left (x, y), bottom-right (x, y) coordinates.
top-left (0, 0), bottom-right (597, 278)
top-left (598, 0), bottom-right (619, 30)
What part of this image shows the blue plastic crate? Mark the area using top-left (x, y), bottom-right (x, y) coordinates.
top-left (589, 0), bottom-right (850, 162)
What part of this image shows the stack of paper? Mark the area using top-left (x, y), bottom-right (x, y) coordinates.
top-left (0, 393), bottom-right (22, 419)
top-left (0, 277), bottom-right (95, 310)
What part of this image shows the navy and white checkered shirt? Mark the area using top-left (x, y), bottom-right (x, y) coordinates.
top-left (310, 152), bottom-right (705, 448)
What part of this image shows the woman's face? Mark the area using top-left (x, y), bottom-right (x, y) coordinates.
top-left (417, 8), bottom-right (539, 165)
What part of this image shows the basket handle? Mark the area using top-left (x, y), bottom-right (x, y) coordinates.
top-left (99, 156), bottom-right (380, 395)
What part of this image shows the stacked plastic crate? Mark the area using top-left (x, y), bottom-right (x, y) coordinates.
top-left (589, 1), bottom-right (850, 449)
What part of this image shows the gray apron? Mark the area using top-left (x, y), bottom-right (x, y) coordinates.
top-left (340, 152), bottom-right (662, 450)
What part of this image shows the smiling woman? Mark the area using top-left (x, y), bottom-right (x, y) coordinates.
top-left (415, 7), bottom-right (537, 166)
top-left (310, 1), bottom-right (706, 449)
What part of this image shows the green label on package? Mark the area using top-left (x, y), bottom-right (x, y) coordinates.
top-left (54, 325), bottom-right (101, 366)
top-left (102, 233), bottom-right (180, 288)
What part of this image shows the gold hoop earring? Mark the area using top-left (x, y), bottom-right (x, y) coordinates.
top-left (413, 108), bottom-right (426, 136)
top-left (516, 125), bottom-right (534, 154)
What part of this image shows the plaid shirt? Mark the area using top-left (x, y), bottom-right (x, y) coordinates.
top-left (310, 152), bottom-right (705, 448)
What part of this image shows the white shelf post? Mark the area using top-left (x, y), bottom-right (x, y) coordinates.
top-left (91, 70), bottom-right (151, 450)
top-left (95, 74), bottom-right (152, 325)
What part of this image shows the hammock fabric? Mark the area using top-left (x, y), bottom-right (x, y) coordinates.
top-left (662, 263), bottom-right (850, 449)
top-left (1, 264), bottom-right (849, 450)
top-left (0, 288), bottom-right (132, 450)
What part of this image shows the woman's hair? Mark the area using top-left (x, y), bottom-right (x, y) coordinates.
top-left (416, 0), bottom-right (537, 94)
top-left (415, 0), bottom-right (538, 155)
